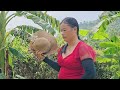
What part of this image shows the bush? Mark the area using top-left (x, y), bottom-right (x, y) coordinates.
top-left (13, 54), bottom-right (58, 79)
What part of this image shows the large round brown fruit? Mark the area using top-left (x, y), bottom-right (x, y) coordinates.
top-left (30, 37), bottom-right (51, 54)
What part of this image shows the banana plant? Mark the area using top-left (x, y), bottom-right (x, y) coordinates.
top-left (93, 11), bottom-right (120, 79)
top-left (0, 11), bottom-right (17, 74)
top-left (92, 11), bottom-right (120, 40)
top-left (0, 11), bottom-right (61, 78)
top-left (16, 11), bottom-right (60, 36)
top-left (11, 11), bottom-right (61, 79)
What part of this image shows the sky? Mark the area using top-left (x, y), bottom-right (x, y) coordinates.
top-left (6, 11), bottom-right (103, 31)
top-left (47, 11), bottom-right (103, 22)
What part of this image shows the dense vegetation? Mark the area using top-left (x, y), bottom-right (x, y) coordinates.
top-left (0, 11), bottom-right (120, 79)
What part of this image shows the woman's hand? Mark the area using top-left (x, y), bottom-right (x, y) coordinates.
top-left (34, 51), bottom-right (45, 62)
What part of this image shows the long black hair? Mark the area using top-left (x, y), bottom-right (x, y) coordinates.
top-left (60, 17), bottom-right (80, 40)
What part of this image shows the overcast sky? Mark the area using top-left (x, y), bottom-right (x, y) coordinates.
top-left (6, 11), bottom-right (103, 31)
top-left (47, 11), bottom-right (103, 22)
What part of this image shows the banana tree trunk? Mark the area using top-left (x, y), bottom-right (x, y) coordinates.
top-left (0, 11), bottom-right (17, 75)
top-left (0, 50), bottom-right (5, 73)
top-left (0, 11), bottom-right (6, 74)
top-left (0, 33), bottom-right (5, 73)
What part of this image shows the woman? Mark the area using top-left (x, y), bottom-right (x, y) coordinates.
top-left (36, 17), bottom-right (96, 79)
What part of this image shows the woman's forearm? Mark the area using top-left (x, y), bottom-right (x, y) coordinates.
top-left (43, 57), bottom-right (61, 72)
top-left (81, 58), bottom-right (96, 79)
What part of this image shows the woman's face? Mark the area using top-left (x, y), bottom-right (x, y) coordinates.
top-left (60, 23), bottom-right (77, 42)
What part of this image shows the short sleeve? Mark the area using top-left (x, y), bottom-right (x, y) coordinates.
top-left (79, 43), bottom-right (96, 62)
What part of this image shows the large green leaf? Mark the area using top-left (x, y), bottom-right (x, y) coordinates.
top-left (16, 11), bottom-right (60, 35)
top-left (16, 11), bottom-right (24, 16)
top-left (103, 55), bottom-right (119, 61)
top-left (28, 15), bottom-right (56, 34)
top-left (98, 19), bottom-right (109, 32)
top-left (79, 29), bottom-right (89, 36)
top-left (99, 42), bottom-right (117, 48)
top-left (96, 57), bottom-right (111, 63)
top-left (9, 47), bottom-right (25, 59)
top-left (8, 52), bottom-right (13, 68)
top-left (94, 12), bottom-right (120, 35)
top-left (52, 17), bottom-right (56, 28)
top-left (103, 54), bottom-right (114, 58)
top-left (92, 32), bottom-right (108, 40)
top-left (104, 47), bottom-right (119, 55)
top-left (110, 36), bottom-right (120, 43)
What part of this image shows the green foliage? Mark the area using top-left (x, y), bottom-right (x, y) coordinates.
top-left (79, 29), bottom-right (89, 36)
top-left (9, 47), bottom-right (25, 59)
top-left (106, 17), bottom-right (120, 37)
top-left (14, 75), bottom-right (26, 79)
top-left (3, 11), bottom-right (60, 79)
top-left (7, 36), bottom-right (58, 79)
top-left (2, 11), bottom-right (120, 79)
top-left (13, 54), bottom-right (58, 79)
top-left (99, 42), bottom-right (118, 48)
top-left (0, 11), bottom-right (16, 73)
top-left (0, 73), bottom-right (6, 79)
top-left (94, 11), bottom-right (120, 79)
top-left (95, 62), bottom-right (113, 79)
top-left (16, 11), bottom-right (60, 36)
top-left (92, 32), bottom-right (109, 40)
top-left (56, 33), bottom-right (65, 47)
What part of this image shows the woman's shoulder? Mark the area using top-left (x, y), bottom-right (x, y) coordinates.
top-left (78, 40), bottom-right (88, 47)
top-left (78, 40), bottom-right (96, 62)
top-left (78, 40), bottom-right (95, 51)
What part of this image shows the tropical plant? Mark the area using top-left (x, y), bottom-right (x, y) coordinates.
top-left (0, 11), bottom-right (60, 78)
top-left (92, 11), bottom-right (120, 79)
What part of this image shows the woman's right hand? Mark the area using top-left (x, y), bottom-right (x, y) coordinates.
top-left (34, 51), bottom-right (45, 62)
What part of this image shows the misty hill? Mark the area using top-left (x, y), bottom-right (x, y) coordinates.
top-left (79, 19), bottom-right (100, 30)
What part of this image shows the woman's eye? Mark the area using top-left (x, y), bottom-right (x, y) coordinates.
top-left (60, 29), bottom-right (66, 32)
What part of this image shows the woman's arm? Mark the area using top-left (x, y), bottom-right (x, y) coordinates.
top-left (43, 57), bottom-right (61, 72)
top-left (34, 51), bottom-right (61, 72)
top-left (81, 58), bottom-right (96, 79)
